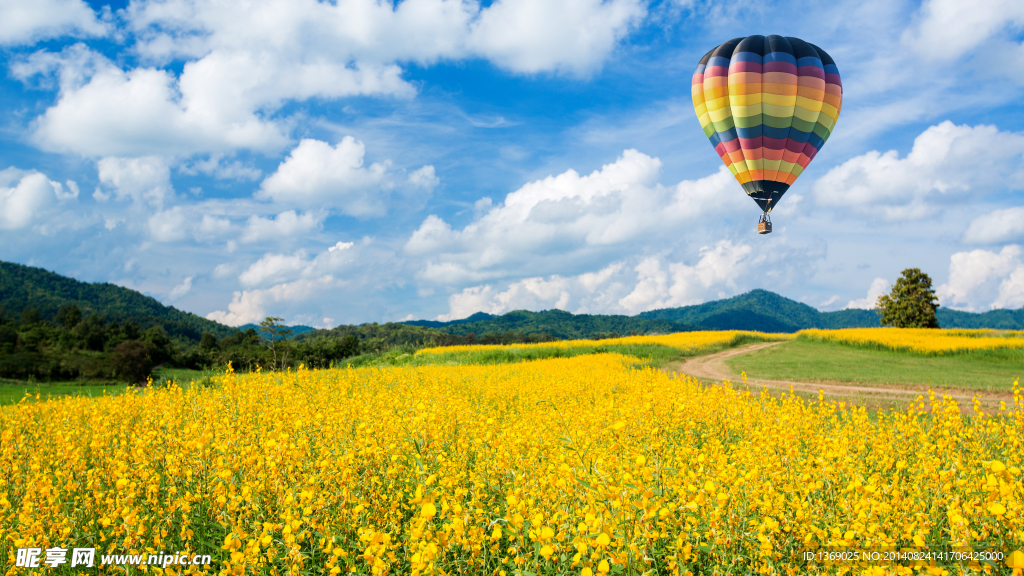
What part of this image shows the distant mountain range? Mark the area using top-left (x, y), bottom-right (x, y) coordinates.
top-left (404, 289), bottom-right (1024, 335)
top-left (3, 260), bottom-right (1022, 345)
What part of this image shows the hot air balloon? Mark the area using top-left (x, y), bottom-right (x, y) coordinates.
top-left (692, 35), bottom-right (842, 234)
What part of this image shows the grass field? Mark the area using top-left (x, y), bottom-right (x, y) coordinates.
top-left (727, 338), bottom-right (1024, 392)
top-left (0, 377), bottom-right (130, 406)
top-left (0, 367), bottom-right (217, 406)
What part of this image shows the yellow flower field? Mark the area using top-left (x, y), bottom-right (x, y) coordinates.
top-left (416, 330), bottom-right (791, 356)
top-left (799, 328), bottom-right (1024, 355)
top-left (1, 352), bottom-right (1021, 575)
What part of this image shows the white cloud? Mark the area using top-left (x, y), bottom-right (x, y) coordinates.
top-left (845, 277), bottom-right (889, 310)
top-left (0, 167), bottom-right (73, 230)
top-left (147, 206), bottom-right (188, 242)
top-left (20, 0), bottom-right (643, 159)
top-left (197, 214), bottom-right (233, 238)
top-left (168, 275), bottom-right (194, 300)
top-left (258, 137), bottom-right (436, 216)
top-left (467, 0), bottom-right (645, 75)
top-left (903, 0), bottom-right (1024, 61)
top-left (814, 121), bottom-right (1024, 221)
top-left (406, 150), bottom-right (746, 285)
top-left (438, 262), bottom-right (628, 321)
top-left (408, 165), bottom-right (440, 190)
top-left (239, 253), bottom-right (310, 286)
top-left (96, 156), bottom-right (173, 207)
top-left (241, 210), bottom-right (321, 243)
top-left (180, 153), bottom-right (262, 181)
top-left (937, 245), bottom-right (1024, 311)
top-left (125, 0), bottom-right (642, 75)
top-left (238, 242), bottom-right (358, 287)
top-left (206, 275), bottom-right (340, 326)
top-left (0, 0), bottom-right (106, 46)
top-left (618, 240), bottom-right (753, 314)
top-left (963, 206), bottom-right (1024, 244)
top-left (25, 48), bottom-right (290, 157)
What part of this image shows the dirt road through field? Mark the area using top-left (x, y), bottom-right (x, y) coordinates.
top-left (668, 341), bottom-right (1014, 411)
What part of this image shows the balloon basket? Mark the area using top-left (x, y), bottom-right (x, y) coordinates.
top-left (757, 214), bottom-right (772, 234)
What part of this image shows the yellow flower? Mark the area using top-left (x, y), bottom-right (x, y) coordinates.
top-left (421, 502), bottom-right (437, 518)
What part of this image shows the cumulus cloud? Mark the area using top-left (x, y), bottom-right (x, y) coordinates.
top-left (962, 206), bottom-right (1024, 244)
top-left (0, 167), bottom-right (74, 230)
top-left (937, 245), bottom-right (1024, 310)
top-left (618, 241), bottom-right (753, 314)
top-left (125, 0), bottom-right (642, 75)
top-left (237, 241), bottom-right (357, 287)
top-left (0, 0), bottom-right (106, 46)
top-left (438, 262), bottom-right (627, 321)
top-left (814, 121), bottom-right (1024, 221)
top-left (206, 275), bottom-right (340, 326)
top-left (241, 210), bottom-right (321, 243)
top-left (96, 156), bottom-right (173, 207)
top-left (147, 206), bottom-right (189, 242)
top-left (258, 137), bottom-right (437, 216)
top-left (196, 214), bottom-right (233, 238)
top-left (19, 0), bottom-right (643, 159)
top-left (467, 0), bottom-right (645, 75)
top-left (24, 47), bottom-right (290, 157)
top-left (903, 0), bottom-right (1024, 61)
top-left (406, 150), bottom-right (746, 284)
top-left (845, 277), bottom-right (889, 309)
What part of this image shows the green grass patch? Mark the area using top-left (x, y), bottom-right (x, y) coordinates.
top-left (728, 339), bottom-right (1023, 393)
top-left (0, 377), bottom-right (132, 406)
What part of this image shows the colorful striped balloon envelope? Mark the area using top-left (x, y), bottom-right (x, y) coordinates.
top-left (692, 35), bottom-right (842, 217)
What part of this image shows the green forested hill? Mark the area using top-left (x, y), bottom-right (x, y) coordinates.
top-left (403, 309), bottom-right (697, 339)
top-left (638, 289), bottom-right (1024, 331)
top-left (0, 260), bottom-right (237, 342)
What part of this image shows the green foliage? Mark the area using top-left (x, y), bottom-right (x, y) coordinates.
top-left (876, 268), bottom-right (940, 328)
top-left (56, 304), bottom-right (82, 328)
top-left (200, 332), bottom-right (218, 350)
top-left (111, 340), bottom-right (155, 384)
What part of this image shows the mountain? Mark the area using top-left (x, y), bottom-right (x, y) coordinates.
top-left (403, 309), bottom-right (698, 339)
top-left (408, 289), bottom-right (1024, 335)
top-left (0, 260), bottom-right (237, 342)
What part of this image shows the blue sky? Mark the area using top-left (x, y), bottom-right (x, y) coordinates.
top-left (2, 0), bottom-right (1024, 327)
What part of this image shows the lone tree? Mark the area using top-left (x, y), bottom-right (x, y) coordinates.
top-left (875, 268), bottom-right (940, 328)
top-left (259, 316), bottom-right (292, 371)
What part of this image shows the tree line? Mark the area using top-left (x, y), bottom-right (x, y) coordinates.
top-left (0, 306), bottom-right (570, 384)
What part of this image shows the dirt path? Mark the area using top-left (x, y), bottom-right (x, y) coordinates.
top-left (667, 341), bottom-right (1014, 412)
